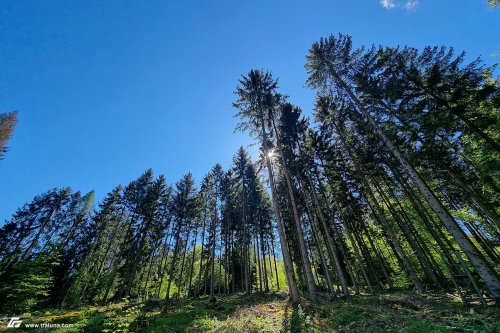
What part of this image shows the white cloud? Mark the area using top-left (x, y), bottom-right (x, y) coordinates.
top-left (405, 0), bottom-right (419, 9)
top-left (380, 0), bottom-right (397, 9)
top-left (379, 0), bottom-right (419, 10)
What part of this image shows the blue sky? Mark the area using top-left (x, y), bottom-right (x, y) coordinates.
top-left (0, 0), bottom-right (498, 221)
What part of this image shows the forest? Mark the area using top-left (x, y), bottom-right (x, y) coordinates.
top-left (0, 34), bottom-right (499, 332)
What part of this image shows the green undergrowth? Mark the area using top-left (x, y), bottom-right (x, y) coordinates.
top-left (1, 291), bottom-right (498, 332)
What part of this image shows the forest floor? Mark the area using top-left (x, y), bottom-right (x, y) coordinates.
top-left (1, 291), bottom-right (498, 332)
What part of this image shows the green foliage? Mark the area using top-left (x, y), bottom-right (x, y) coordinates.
top-left (7, 292), bottom-right (498, 333)
top-left (286, 304), bottom-right (319, 333)
top-left (102, 303), bottom-right (142, 333)
top-left (1, 33), bottom-right (499, 327)
top-left (0, 252), bottom-right (56, 314)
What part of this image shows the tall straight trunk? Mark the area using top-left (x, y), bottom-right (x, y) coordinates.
top-left (374, 181), bottom-right (441, 288)
top-left (187, 222), bottom-right (199, 297)
top-left (400, 179), bottom-right (459, 268)
top-left (261, 132), bottom-right (299, 302)
top-left (317, 214), bottom-right (350, 296)
top-left (310, 169), bottom-right (351, 296)
top-left (256, 235), bottom-right (263, 292)
top-left (78, 216), bottom-right (124, 302)
top-left (203, 262), bottom-right (209, 295)
top-left (156, 232), bottom-right (173, 297)
top-left (102, 268), bottom-right (119, 305)
top-left (224, 218), bottom-right (231, 294)
top-left (165, 218), bottom-right (184, 300)
top-left (137, 254), bottom-right (150, 296)
top-left (244, 226), bottom-right (250, 294)
top-left (356, 231), bottom-right (386, 288)
top-left (363, 180), bottom-right (424, 292)
top-left (366, 231), bottom-right (394, 289)
top-left (345, 227), bottom-right (374, 295)
top-left (143, 240), bottom-right (161, 298)
top-left (307, 208), bottom-right (335, 294)
top-left (124, 213), bottom-right (161, 298)
top-left (196, 209), bottom-right (208, 297)
top-left (332, 222), bottom-right (359, 294)
top-left (240, 242), bottom-right (245, 292)
top-left (259, 228), bottom-right (270, 292)
top-left (209, 205), bottom-right (217, 301)
top-left (100, 219), bottom-right (133, 305)
top-left (218, 252), bottom-right (222, 295)
top-left (251, 239), bottom-right (257, 292)
top-left (271, 119), bottom-right (317, 302)
top-left (269, 235), bottom-right (280, 290)
top-left (96, 217), bottom-right (134, 304)
top-left (176, 226), bottom-right (191, 299)
top-left (231, 231), bottom-right (236, 293)
top-left (448, 172), bottom-right (500, 227)
top-left (240, 171), bottom-right (251, 294)
top-left (310, 184), bottom-right (350, 296)
top-left (247, 235), bottom-right (252, 294)
top-left (299, 177), bottom-right (334, 295)
top-left (384, 175), bottom-right (448, 280)
top-left (441, 188), bottom-right (500, 263)
top-left (465, 221), bottom-right (500, 262)
top-left (328, 66), bottom-right (500, 299)
top-left (327, 128), bottom-right (390, 290)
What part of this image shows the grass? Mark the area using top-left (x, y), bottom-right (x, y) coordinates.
top-left (1, 291), bottom-right (498, 332)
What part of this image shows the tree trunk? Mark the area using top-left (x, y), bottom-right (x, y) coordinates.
top-left (196, 208), bottom-right (208, 297)
top-left (187, 221), bottom-right (199, 297)
top-left (364, 180), bottom-right (424, 292)
top-left (269, 234), bottom-right (280, 290)
top-left (209, 203), bottom-right (217, 301)
top-left (259, 117), bottom-right (300, 303)
top-left (259, 227), bottom-right (270, 292)
top-left (176, 225), bottom-right (191, 299)
top-left (166, 218), bottom-right (184, 300)
top-left (329, 67), bottom-right (500, 299)
top-left (346, 227), bottom-right (374, 295)
top-left (272, 119), bottom-right (317, 302)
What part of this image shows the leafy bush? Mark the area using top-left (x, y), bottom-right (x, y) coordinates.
top-left (0, 253), bottom-right (56, 314)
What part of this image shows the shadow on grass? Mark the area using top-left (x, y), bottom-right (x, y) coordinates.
top-left (8, 291), bottom-right (498, 333)
top-left (139, 292), bottom-right (288, 333)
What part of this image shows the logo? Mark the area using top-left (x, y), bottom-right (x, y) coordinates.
top-left (7, 317), bottom-right (22, 328)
